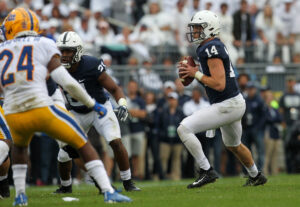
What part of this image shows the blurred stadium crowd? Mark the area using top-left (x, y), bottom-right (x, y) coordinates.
top-left (2, 0), bottom-right (300, 65)
top-left (1, 0), bottom-right (300, 185)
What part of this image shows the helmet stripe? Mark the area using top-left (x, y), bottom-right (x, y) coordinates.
top-left (26, 9), bottom-right (34, 30)
top-left (62, 32), bottom-right (69, 44)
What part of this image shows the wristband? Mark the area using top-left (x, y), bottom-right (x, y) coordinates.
top-left (118, 98), bottom-right (127, 107)
top-left (195, 71), bottom-right (204, 81)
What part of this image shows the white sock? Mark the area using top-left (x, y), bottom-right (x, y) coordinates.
top-left (12, 164), bottom-right (27, 196)
top-left (60, 178), bottom-right (72, 187)
top-left (85, 160), bottom-right (114, 193)
top-left (120, 169), bottom-right (131, 181)
top-left (177, 125), bottom-right (210, 170)
top-left (245, 163), bottom-right (258, 178)
top-left (0, 174), bottom-right (8, 181)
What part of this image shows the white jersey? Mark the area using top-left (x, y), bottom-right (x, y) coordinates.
top-left (0, 36), bottom-right (61, 114)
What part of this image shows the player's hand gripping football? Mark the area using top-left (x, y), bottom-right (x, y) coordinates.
top-left (116, 105), bottom-right (129, 122)
top-left (178, 59), bottom-right (199, 79)
top-left (93, 102), bottom-right (107, 118)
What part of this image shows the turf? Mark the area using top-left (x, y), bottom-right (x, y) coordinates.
top-left (1, 174), bottom-right (300, 207)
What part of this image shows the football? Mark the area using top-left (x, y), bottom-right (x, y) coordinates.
top-left (179, 56), bottom-right (195, 86)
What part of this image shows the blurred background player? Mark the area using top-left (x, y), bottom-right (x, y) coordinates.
top-left (55, 31), bottom-right (140, 192)
top-left (0, 33), bottom-right (11, 199)
top-left (0, 104), bottom-right (12, 199)
top-left (177, 10), bottom-right (267, 188)
top-left (0, 8), bottom-right (131, 205)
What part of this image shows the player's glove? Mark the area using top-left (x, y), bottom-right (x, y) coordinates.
top-left (116, 98), bottom-right (129, 122)
top-left (93, 101), bottom-right (107, 118)
top-left (116, 105), bottom-right (129, 122)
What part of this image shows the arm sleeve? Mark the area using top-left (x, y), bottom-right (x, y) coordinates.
top-left (50, 65), bottom-right (95, 108)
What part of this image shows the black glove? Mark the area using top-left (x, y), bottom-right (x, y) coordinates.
top-left (116, 105), bottom-right (128, 122)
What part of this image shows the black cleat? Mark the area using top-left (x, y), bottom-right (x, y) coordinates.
top-left (243, 172), bottom-right (267, 186)
top-left (91, 177), bottom-right (121, 194)
top-left (90, 177), bottom-right (103, 194)
top-left (123, 179), bottom-right (141, 191)
top-left (53, 185), bottom-right (72, 194)
top-left (187, 167), bottom-right (219, 189)
top-left (0, 178), bottom-right (10, 198)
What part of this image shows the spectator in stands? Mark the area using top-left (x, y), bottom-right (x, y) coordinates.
top-left (233, 0), bottom-right (254, 62)
top-left (132, 0), bottom-right (147, 24)
top-left (133, 22), bottom-right (163, 51)
top-left (175, 78), bottom-right (191, 106)
top-left (292, 53), bottom-right (300, 64)
top-left (188, 0), bottom-right (201, 15)
top-left (17, 0), bottom-right (34, 10)
top-left (101, 54), bottom-right (116, 81)
top-left (125, 56), bottom-right (139, 84)
top-left (115, 26), bottom-right (150, 61)
top-left (94, 20), bottom-right (116, 50)
top-left (32, 1), bottom-right (44, 21)
top-left (156, 92), bottom-right (185, 180)
top-left (161, 57), bottom-right (177, 80)
top-left (242, 82), bottom-right (267, 171)
top-left (67, 3), bottom-right (82, 32)
top-left (291, 0), bottom-right (300, 55)
top-left (95, 21), bottom-right (131, 64)
top-left (276, 0), bottom-right (296, 63)
top-left (237, 73), bottom-right (250, 96)
top-left (202, 0), bottom-right (214, 11)
top-left (279, 75), bottom-right (300, 173)
top-left (42, 0), bottom-right (69, 19)
top-left (156, 81), bottom-right (176, 114)
top-left (111, 0), bottom-right (133, 25)
top-left (90, 0), bottom-right (112, 17)
top-left (263, 89), bottom-right (282, 175)
top-left (255, 4), bottom-right (284, 63)
top-left (144, 92), bottom-right (164, 180)
top-left (172, 0), bottom-right (190, 56)
top-left (0, 0), bottom-right (9, 20)
top-left (46, 19), bottom-right (60, 41)
top-left (182, 87), bottom-right (210, 117)
top-left (137, 1), bottom-right (177, 46)
top-left (218, 2), bottom-right (238, 65)
top-left (76, 17), bottom-right (96, 52)
top-left (138, 60), bottom-right (163, 94)
top-left (125, 80), bottom-right (147, 179)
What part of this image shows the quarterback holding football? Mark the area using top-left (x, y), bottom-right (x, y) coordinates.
top-left (177, 10), bottom-right (267, 188)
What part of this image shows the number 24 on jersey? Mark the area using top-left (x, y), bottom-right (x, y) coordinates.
top-left (0, 45), bottom-right (34, 87)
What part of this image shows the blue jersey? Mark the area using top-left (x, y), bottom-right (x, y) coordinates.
top-left (63, 55), bottom-right (109, 113)
top-left (46, 77), bottom-right (57, 96)
top-left (196, 38), bottom-right (239, 104)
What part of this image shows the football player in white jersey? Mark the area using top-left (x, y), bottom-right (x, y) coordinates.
top-left (0, 8), bottom-right (131, 205)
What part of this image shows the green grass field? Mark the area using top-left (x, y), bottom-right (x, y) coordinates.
top-left (1, 174), bottom-right (300, 207)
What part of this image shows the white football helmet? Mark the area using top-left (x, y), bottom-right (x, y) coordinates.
top-left (186, 10), bottom-right (221, 44)
top-left (56, 31), bottom-right (83, 69)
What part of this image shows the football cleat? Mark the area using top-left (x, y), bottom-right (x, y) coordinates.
top-left (187, 167), bottom-right (219, 189)
top-left (53, 185), bottom-right (72, 194)
top-left (123, 179), bottom-right (141, 192)
top-left (104, 191), bottom-right (132, 203)
top-left (90, 176), bottom-right (122, 194)
top-left (13, 193), bottom-right (28, 206)
top-left (0, 178), bottom-right (10, 198)
top-left (243, 172), bottom-right (267, 186)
